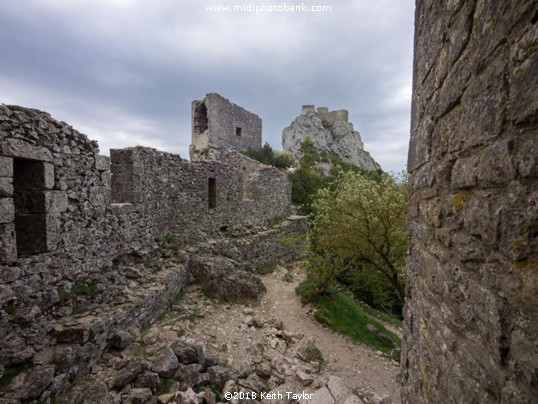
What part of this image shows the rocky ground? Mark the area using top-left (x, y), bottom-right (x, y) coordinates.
top-left (181, 264), bottom-right (402, 403)
top-left (61, 262), bottom-right (401, 404)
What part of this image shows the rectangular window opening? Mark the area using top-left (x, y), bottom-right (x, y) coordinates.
top-left (13, 159), bottom-right (47, 257)
top-left (208, 177), bottom-right (217, 209)
top-left (236, 127), bottom-right (242, 137)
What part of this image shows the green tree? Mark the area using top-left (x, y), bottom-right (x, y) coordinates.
top-left (288, 137), bottom-right (327, 211)
top-left (308, 171), bottom-right (408, 306)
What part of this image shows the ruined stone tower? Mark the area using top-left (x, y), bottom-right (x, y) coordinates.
top-left (190, 93), bottom-right (262, 160)
top-left (403, 1), bottom-right (537, 402)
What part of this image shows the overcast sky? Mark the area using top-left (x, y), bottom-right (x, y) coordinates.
top-left (0, 1), bottom-right (415, 172)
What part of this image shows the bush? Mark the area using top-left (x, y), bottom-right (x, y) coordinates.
top-left (289, 166), bottom-right (327, 209)
top-left (308, 171), bottom-right (408, 315)
top-left (243, 142), bottom-right (294, 169)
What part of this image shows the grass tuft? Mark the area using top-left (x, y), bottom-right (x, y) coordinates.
top-left (158, 377), bottom-right (174, 395)
top-left (258, 261), bottom-right (278, 275)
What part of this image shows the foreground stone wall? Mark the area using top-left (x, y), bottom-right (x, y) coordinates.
top-left (403, 1), bottom-right (537, 403)
top-left (0, 104), bottom-right (292, 400)
top-left (190, 93), bottom-right (262, 160)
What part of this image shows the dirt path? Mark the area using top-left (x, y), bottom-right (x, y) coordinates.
top-left (260, 265), bottom-right (402, 402)
top-left (175, 263), bottom-right (402, 403)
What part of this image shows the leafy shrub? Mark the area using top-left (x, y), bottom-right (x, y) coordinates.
top-left (308, 171), bottom-right (408, 316)
top-left (243, 142), bottom-right (294, 169)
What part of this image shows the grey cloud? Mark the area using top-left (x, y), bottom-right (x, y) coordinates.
top-left (0, 0), bottom-right (414, 171)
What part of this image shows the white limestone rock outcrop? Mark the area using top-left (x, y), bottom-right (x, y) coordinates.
top-left (282, 106), bottom-right (381, 172)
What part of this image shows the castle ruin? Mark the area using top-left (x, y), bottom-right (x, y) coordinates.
top-left (0, 96), bottom-right (297, 401)
top-left (301, 105), bottom-right (349, 124)
top-left (190, 93), bottom-right (262, 160)
top-left (0, 0), bottom-right (536, 400)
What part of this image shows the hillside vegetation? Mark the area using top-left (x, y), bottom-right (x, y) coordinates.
top-left (244, 140), bottom-right (407, 353)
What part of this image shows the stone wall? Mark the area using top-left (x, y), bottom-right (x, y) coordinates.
top-left (300, 105), bottom-right (349, 123)
top-left (190, 93), bottom-right (262, 160)
top-left (0, 104), bottom-right (292, 401)
top-left (403, 1), bottom-right (537, 403)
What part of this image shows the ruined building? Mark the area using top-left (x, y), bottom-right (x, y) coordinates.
top-left (282, 104), bottom-right (380, 171)
top-left (301, 105), bottom-right (350, 126)
top-left (1, 0), bottom-right (537, 399)
top-left (190, 93), bottom-right (262, 160)
top-left (403, 1), bottom-right (537, 402)
top-left (0, 95), bottom-right (296, 401)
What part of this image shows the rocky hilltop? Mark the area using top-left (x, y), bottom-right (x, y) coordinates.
top-left (282, 105), bottom-right (381, 172)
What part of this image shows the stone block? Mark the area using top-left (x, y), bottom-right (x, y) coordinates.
top-left (45, 214), bottom-right (61, 251)
top-left (410, 162), bottom-right (435, 191)
top-left (95, 155), bottom-right (110, 171)
top-left (462, 192), bottom-right (500, 246)
top-left (44, 191), bottom-right (68, 213)
top-left (513, 136), bottom-right (537, 178)
top-left (0, 156), bottom-right (13, 177)
top-left (509, 24), bottom-right (538, 124)
top-left (450, 231), bottom-right (486, 262)
top-left (0, 198), bottom-right (14, 224)
top-left (110, 149), bottom-right (134, 165)
top-left (448, 51), bottom-right (506, 153)
top-left (0, 139), bottom-right (53, 162)
top-left (0, 178), bottom-right (13, 197)
top-left (451, 141), bottom-right (514, 191)
top-left (451, 157), bottom-right (477, 188)
top-left (408, 116), bottom-right (433, 171)
top-left (0, 222), bottom-right (17, 263)
top-left (43, 162), bottom-right (54, 189)
top-left (474, 141), bottom-right (517, 186)
top-left (111, 172), bottom-right (134, 203)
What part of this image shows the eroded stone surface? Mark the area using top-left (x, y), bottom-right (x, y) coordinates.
top-left (403, 1), bottom-right (538, 403)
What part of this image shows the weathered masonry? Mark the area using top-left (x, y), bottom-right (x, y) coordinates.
top-left (403, 1), bottom-right (537, 403)
top-left (190, 93), bottom-right (262, 160)
top-left (0, 98), bottom-right (291, 401)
